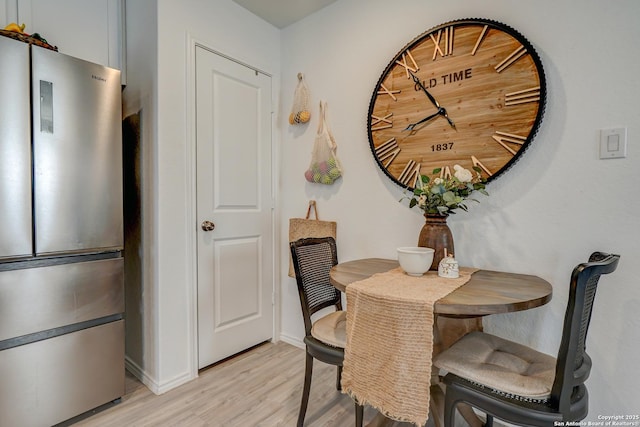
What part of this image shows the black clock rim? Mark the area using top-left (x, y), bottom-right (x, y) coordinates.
top-left (366, 17), bottom-right (547, 190)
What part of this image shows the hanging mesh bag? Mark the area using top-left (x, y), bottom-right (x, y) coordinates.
top-left (304, 101), bottom-right (342, 185)
top-left (289, 73), bottom-right (311, 125)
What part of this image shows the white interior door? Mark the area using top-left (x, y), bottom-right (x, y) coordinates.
top-left (196, 46), bottom-right (273, 368)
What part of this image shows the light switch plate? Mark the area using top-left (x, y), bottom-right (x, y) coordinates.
top-left (600, 127), bottom-right (627, 159)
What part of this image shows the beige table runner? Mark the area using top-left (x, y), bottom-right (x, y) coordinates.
top-left (341, 266), bottom-right (477, 426)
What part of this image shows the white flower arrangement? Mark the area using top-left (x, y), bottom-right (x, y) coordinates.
top-left (403, 166), bottom-right (488, 216)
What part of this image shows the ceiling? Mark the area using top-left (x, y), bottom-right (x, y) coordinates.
top-left (232, 0), bottom-right (338, 28)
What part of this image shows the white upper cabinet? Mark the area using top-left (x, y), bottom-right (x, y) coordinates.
top-left (12, 0), bottom-right (125, 83)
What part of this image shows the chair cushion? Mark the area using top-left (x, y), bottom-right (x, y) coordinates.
top-left (433, 331), bottom-right (556, 399)
top-left (311, 310), bottom-right (346, 348)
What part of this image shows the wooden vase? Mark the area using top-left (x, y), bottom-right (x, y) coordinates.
top-left (418, 214), bottom-right (454, 270)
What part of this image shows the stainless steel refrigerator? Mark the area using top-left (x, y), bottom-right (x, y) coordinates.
top-left (0, 35), bottom-right (124, 426)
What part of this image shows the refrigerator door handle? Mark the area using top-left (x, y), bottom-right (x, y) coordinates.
top-left (39, 80), bottom-right (54, 134)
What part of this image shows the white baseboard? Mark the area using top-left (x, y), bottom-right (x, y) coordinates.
top-left (124, 356), bottom-right (196, 395)
top-left (278, 332), bottom-right (304, 349)
top-left (125, 355), bottom-right (160, 394)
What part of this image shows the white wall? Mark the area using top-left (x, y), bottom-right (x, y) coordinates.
top-left (279, 0), bottom-right (640, 416)
top-left (0, 0), bottom-right (17, 25)
top-left (123, 0), bottom-right (281, 393)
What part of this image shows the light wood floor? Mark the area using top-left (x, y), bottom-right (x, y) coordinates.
top-left (74, 341), bottom-right (400, 427)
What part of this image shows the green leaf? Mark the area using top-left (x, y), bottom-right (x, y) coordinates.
top-left (442, 191), bottom-right (456, 203)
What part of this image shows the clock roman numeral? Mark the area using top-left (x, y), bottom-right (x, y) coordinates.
top-left (377, 83), bottom-right (400, 101)
top-left (374, 138), bottom-right (401, 168)
top-left (471, 155), bottom-right (493, 177)
top-left (430, 26), bottom-right (454, 60)
top-left (492, 131), bottom-right (527, 155)
top-left (439, 166), bottom-right (452, 180)
top-left (370, 113), bottom-right (393, 131)
top-left (505, 86), bottom-right (541, 106)
top-left (471, 25), bottom-right (489, 56)
top-left (395, 49), bottom-right (419, 78)
top-left (398, 160), bottom-right (421, 187)
top-left (495, 45), bottom-right (527, 73)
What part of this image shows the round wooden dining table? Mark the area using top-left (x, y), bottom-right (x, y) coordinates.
top-left (330, 258), bottom-right (553, 317)
top-left (329, 258), bottom-right (553, 427)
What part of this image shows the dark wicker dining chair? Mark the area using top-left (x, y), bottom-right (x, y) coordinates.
top-left (290, 237), bottom-right (363, 427)
top-left (433, 252), bottom-right (620, 426)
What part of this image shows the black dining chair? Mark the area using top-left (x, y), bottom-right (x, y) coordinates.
top-left (290, 237), bottom-right (363, 427)
top-left (433, 252), bottom-right (620, 427)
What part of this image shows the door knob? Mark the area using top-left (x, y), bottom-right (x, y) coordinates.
top-left (201, 220), bottom-right (215, 231)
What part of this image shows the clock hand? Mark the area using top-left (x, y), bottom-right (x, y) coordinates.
top-left (404, 109), bottom-right (445, 131)
top-left (441, 108), bottom-right (456, 130)
top-left (408, 71), bottom-right (456, 129)
top-left (409, 70), bottom-right (441, 109)
top-left (404, 106), bottom-right (457, 132)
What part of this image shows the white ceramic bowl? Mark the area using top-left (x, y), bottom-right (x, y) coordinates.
top-left (397, 247), bottom-right (435, 276)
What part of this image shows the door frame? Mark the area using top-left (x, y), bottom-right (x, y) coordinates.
top-left (185, 35), bottom-right (280, 378)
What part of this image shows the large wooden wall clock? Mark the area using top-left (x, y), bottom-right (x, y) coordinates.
top-left (367, 18), bottom-right (546, 189)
